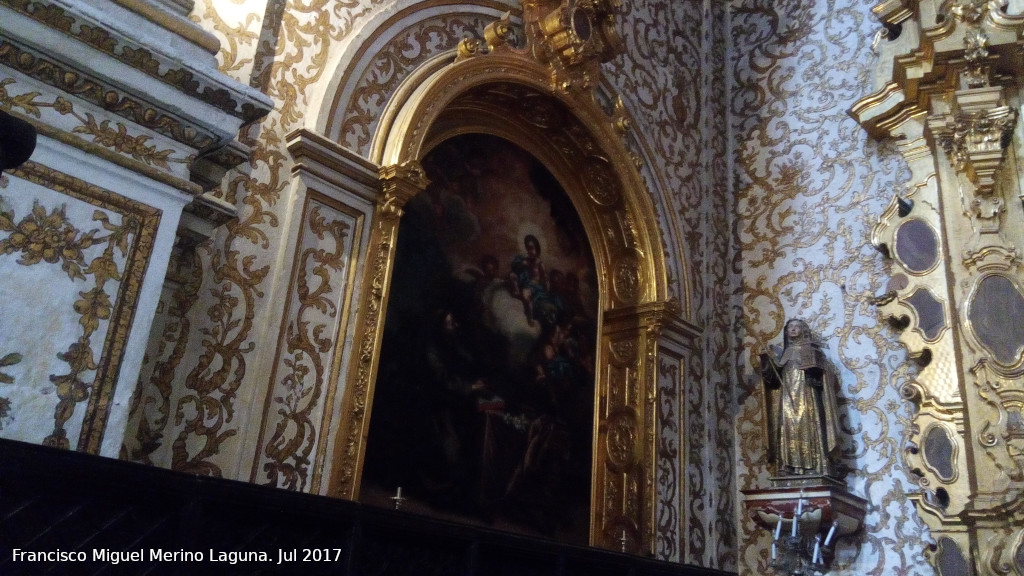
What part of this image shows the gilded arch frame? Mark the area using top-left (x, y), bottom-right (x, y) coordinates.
top-left (325, 36), bottom-right (686, 554)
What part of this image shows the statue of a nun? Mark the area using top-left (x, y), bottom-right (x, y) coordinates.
top-left (760, 319), bottom-right (844, 479)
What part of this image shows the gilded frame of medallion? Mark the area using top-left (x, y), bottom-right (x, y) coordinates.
top-left (920, 421), bottom-right (962, 484)
top-left (891, 217), bottom-right (943, 277)
top-left (325, 42), bottom-right (679, 553)
top-left (963, 271), bottom-right (1024, 375)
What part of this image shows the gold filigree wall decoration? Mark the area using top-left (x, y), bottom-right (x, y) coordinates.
top-left (600, 0), bottom-right (732, 563)
top-left (684, 336), bottom-right (709, 563)
top-left (655, 355), bottom-right (680, 560)
top-left (256, 200), bottom-right (353, 492)
top-left (188, 0), bottom-right (260, 80)
top-left (260, 0), bottom-right (373, 128)
top-left (735, 1), bottom-right (934, 574)
top-left (332, 11), bottom-right (506, 154)
top-left (145, 0), bottom-right (382, 479)
top-left (166, 145), bottom-right (279, 475)
top-left (149, 0), bottom-right (445, 475)
top-left (600, 0), bottom-right (707, 318)
top-left (168, 241), bottom-right (271, 475)
top-left (1, 160), bottom-right (160, 453)
top-left (122, 246), bottom-right (204, 464)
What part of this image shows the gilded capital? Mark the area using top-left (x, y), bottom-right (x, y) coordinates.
top-left (378, 161), bottom-right (429, 218)
top-left (927, 98), bottom-right (1017, 196)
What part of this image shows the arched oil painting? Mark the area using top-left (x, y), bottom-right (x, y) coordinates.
top-left (362, 134), bottom-right (598, 544)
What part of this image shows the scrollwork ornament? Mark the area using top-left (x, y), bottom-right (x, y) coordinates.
top-left (612, 251), bottom-right (643, 304)
top-left (972, 362), bottom-right (1024, 482)
top-left (606, 408), bottom-right (639, 470)
top-left (378, 161), bottom-right (429, 221)
top-left (261, 206), bottom-right (350, 491)
top-left (900, 380), bottom-right (925, 404)
top-left (456, 37), bottom-right (484, 61)
top-left (609, 338), bottom-right (638, 365)
top-left (982, 529), bottom-right (1024, 576)
top-left (947, 0), bottom-right (987, 23)
top-left (586, 159), bottom-right (620, 206)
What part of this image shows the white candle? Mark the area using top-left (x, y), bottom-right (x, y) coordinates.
top-left (824, 521), bottom-right (838, 546)
top-left (791, 513), bottom-right (798, 537)
top-left (796, 492), bottom-right (804, 516)
top-left (812, 535), bottom-right (822, 564)
top-left (774, 518), bottom-right (782, 540)
top-left (771, 542), bottom-right (777, 560)
top-left (396, 486), bottom-right (403, 498)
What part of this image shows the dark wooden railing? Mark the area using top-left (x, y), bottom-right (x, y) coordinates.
top-left (0, 438), bottom-right (735, 575)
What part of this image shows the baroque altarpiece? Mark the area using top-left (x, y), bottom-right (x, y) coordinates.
top-left (851, 0), bottom-right (1024, 572)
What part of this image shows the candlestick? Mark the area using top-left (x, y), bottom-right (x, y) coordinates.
top-left (824, 521), bottom-right (838, 546)
top-left (391, 486), bottom-right (406, 510)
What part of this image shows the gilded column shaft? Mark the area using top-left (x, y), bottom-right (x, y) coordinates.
top-left (598, 300), bottom-right (685, 556)
top-left (328, 162), bottom-right (428, 500)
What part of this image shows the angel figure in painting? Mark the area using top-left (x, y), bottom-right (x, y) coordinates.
top-left (760, 318), bottom-right (844, 479)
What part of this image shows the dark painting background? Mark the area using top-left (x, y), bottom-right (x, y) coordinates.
top-left (362, 134), bottom-right (598, 544)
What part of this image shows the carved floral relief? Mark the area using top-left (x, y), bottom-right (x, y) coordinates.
top-left (0, 164), bottom-right (159, 454)
top-left (0, 74), bottom-right (191, 178)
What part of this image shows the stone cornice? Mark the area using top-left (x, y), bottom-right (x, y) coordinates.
top-left (0, 0), bottom-right (271, 125)
top-left (110, 0), bottom-right (220, 55)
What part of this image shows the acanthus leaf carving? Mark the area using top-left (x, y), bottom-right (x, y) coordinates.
top-left (927, 99), bottom-right (1017, 197)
